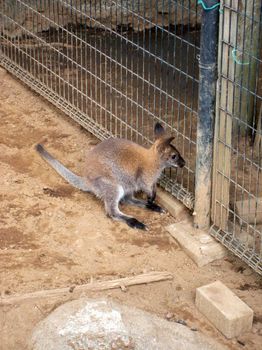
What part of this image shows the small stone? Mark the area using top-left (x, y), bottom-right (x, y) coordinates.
top-left (165, 312), bottom-right (174, 320)
top-left (191, 327), bottom-right (198, 332)
top-left (120, 285), bottom-right (127, 292)
top-left (176, 319), bottom-right (187, 326)
top-left (69, 286), bottom-right (75, 293)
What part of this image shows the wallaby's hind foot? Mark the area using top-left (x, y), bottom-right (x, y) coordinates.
top-left (146, 202), bottom-right (165, 213)
top-left (125, 217), bottom-right (148, 230)
top-left (100, 184), bottom-right (148, 231)
top-left (108, 211), bottom-right (148, 231)
top-left (123, 196), bottom-right (165, 214)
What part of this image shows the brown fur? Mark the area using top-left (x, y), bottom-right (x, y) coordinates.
top-left (36, 123), bottom-right (185, 230)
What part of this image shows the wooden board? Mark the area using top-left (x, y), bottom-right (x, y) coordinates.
top-left (235, 198), bottom-right (262, 224)
top-left (211, 1), bottom-right (234, 230)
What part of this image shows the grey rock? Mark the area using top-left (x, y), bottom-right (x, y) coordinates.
top-left (29, 298), bottom-right (228, 350)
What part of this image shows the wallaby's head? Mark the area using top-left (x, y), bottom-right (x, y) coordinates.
top-left (153, 123), bottom-right (185, 169)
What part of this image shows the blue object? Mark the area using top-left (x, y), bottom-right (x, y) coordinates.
top-left (232, 48), bottom-right (250, 65)
top-left (197, 0), bottom-right (220, 11)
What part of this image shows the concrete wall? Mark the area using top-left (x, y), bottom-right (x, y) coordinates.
top-left (0, 0), bottom-right (200, 38)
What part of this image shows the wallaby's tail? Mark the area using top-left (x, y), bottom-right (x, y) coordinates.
top-left (35, 144), bottom-right (90, 192)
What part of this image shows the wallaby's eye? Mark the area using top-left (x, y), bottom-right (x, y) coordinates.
top-left (172, 154), bottom-right (177, 160)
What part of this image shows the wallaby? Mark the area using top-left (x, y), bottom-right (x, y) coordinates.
top-left (35, 123), bottom-right (185, 230)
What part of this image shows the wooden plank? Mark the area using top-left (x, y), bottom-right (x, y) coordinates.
top-left (234, 0), bottom-right (261, 134)
top-left (212, 2), bottom-right (234, 230)
top-left (0, 271), bottom-right (173, 305)
top-left (212, 1), bottom-right (261, 229)
top-left (212, 109), bottom-right (232, 230)
top-left (235, 197), bottom-right (262, 224)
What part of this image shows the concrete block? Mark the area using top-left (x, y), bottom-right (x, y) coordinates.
top-left (157, 188), bottom-right (189, 221)
top-left (166, 221), bottom-right (227, 267)
top-left (196, 281), bottom-right (253, 339)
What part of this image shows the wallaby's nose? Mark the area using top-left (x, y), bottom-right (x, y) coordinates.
top-left (179, 158), bottom-right (185, 168)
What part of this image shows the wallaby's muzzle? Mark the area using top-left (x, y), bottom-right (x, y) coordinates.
top-left (172, 153), bottom-right (185, 168)
top-left (178, 156), bottom-right (185, 168)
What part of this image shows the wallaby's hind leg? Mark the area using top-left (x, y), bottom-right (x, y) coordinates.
top-left (123, 195), bottom-right (165, 213)
top-left (106, 198), bottom-right (148, 231)
top-left (93, 180), bottom-right (148, 230)
top-left (122, 196), bottom-right (147, 208)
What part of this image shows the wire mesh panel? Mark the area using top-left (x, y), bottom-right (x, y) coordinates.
top-left (211, 0), bottom-right (262, 274)
top-left (0, 0), bottom-right (201, 209)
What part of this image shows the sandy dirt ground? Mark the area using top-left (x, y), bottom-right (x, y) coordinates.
top-left (0, 67), bottom-right (262, 350)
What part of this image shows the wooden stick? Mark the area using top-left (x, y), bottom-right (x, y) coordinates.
top-left (0, 271), bottom-right (173, 305)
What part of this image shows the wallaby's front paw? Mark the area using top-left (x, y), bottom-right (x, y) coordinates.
top-left (146, 202), bottom-right (165, 213)
top-left (126, 217), bottom-right (148, 231)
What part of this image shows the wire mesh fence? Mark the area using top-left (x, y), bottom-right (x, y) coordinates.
top-left (0, 1), bottom-right (261, 274)
top-left (211, 0), bottom-right (262, 274)
top-left (0, 0), bottom-right (201, 209)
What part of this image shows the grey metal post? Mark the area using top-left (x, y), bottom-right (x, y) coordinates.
top-left (194, 1), bottom-right (219, 229)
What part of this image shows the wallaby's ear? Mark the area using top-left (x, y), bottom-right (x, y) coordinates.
top-left (154, 122), bottom-right (165, 139)
top-left (157, 136), bottom-right (175, 152)
top-left (162, 136), bottom-right (175, 147)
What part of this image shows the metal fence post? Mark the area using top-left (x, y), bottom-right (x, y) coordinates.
top-left (194, 1), bottom-right (219, 229)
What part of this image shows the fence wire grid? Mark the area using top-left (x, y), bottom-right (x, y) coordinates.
top-left (0, 1), bottom-right (262, 274)
top-left (211, 0), bottom-right (262, 274)
top-left (0, 0), bottom-right (200, 209)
